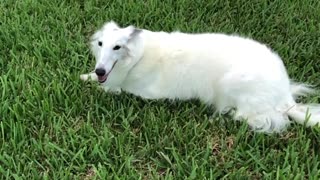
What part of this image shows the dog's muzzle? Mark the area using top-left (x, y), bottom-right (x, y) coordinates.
top-left (95, 61), bottom-right (118, 83)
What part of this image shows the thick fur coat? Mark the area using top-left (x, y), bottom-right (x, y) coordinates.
top-left (81, 21), bottom-right (320, 133)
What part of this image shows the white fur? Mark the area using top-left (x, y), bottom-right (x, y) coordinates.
top-left (81, 21), bottom-right (320, 133)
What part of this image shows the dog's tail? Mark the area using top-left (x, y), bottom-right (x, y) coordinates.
top-left (286, 82), bottom-right (320, 127)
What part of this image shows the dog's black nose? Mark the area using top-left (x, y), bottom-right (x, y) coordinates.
top-left (95, 68), bottom-right (106, 76)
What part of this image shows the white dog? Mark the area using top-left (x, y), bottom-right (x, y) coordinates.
top-left (80, 21), bottom-right (320, 133)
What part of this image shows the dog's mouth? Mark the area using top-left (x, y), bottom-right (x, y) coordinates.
top-left (97, 61), bottom-right (118, 84)
top-left (98, 74), bottom-right (108, 83)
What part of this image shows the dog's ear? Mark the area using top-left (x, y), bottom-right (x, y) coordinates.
top-left (119, 26), bottom-right (142, 57)
top-left (129, 28), bottom-right (142, 42)
top-left (122, 25), bottom-right (142, 43)
top-left (103, 20), bottom-right (120, 31)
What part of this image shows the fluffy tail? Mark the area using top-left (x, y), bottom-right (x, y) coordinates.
top-left (287, 83), bottom-right (320, 127)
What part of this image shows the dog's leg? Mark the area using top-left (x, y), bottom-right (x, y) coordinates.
top-left (109, 87), bottom-right (122, 94)
top-left (80, 72), bottom-right (98, 82)
top-left (98, 86), bottom-right (121, 94)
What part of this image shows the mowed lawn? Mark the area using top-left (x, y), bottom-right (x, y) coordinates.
top-left (1, 0), bottom-right (320, 179)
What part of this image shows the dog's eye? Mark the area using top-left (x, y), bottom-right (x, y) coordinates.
top-left (113, 45), bottom-right (121, 50)
top-left (98, 41), bottom-right (103, 46)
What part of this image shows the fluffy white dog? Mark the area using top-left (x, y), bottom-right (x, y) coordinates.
top-left (80, 21), bottom-right (320, 133)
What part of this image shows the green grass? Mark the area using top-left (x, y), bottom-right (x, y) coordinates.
top-left (1, 0), bottom-right (320, 179)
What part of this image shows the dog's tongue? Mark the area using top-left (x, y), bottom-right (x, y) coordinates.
top-left (98, 74), bottom-right (108, 83)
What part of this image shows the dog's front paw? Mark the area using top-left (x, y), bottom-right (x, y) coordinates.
top-left (100, 85), bottom-right (110, 92)
top-left (110, 87), bottom-right (122, 94)
top-left (80, 74), bottom-right (89, 81)
top-left (80, 72), bottom-right (98, 82)
top-left (100, 86), bottom-right (121, 94)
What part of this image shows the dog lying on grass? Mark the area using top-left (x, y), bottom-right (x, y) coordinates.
top-left (80, 21), bottom-right (320, 133)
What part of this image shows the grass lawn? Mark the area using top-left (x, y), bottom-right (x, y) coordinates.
top-left (1, 0), bottom-right (320, 179)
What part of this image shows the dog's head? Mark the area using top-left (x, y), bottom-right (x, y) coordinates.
top-left (89, 21), bottom-right (142, 84)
